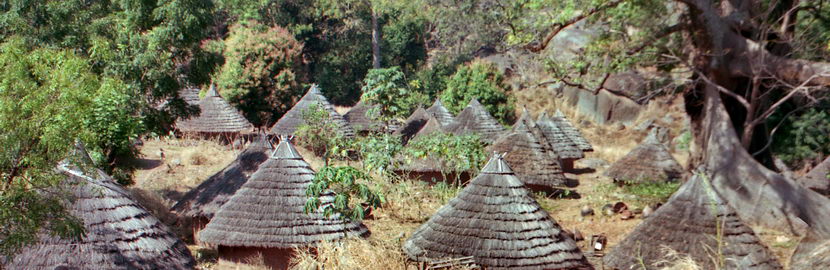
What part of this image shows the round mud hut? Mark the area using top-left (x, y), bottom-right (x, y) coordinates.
top-left (5, 143), bottom-right (195, 269)
top-left (171, 135), bottom-right (273, 244)
top-left (403, 153), bottom-right (593, 270)
top-left (175, 84), bottom-right (254, 136)
top-left (268, 84), bottom-right (354, 137)
top-left (537, 111), bottom-right (584, 171)
top-left (445, 98), bottom-right (505, 143)
top-left (551, 110), bottom-right (593, 152)
top-left (604, 129), bottom-right (684, 183)
top-left (425, 99), bottom-right (456, 126)
top-left (198, 137), bottom-right (369, 269)
top-left (603, 173), bottom-right (783, 270)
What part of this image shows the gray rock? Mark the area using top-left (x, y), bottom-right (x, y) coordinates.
top-left (642, 205), bottom-right (654, 218)
top-left (635, 119), bottom-right (655, 131)
top-left (581, 205), bottom-right (595, 216)
top-left (578, 158), bottom-right (610, 169)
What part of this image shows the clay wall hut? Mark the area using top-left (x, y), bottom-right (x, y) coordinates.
top-left (404, 154), bottom-right (593, 270)
top-left (552, 110), bottom-right (593, 151)
top-left (268, 85), bottom-right (354, 137)
top-left (537, 112), bottom-right (584, 171)
top-left (198, 137), bottom-right (368, 269)
top-left (5, 143), bottom-right (196, 269)
top-left (175, 84), bottom-right (254, 137)
top-left (425, 99), bottom-right (455, 126)
top-left (444, 99), bottom-right (505, 143)
top-left (604, 130), bottom-right (683, 183)
top-left (603, 173), bottom-right (783, 270)
top-left (171, 135), bottom-right (273, 244)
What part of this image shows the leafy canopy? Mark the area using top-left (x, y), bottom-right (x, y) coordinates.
top-left (441, 60), bottom-right (515, 124)
top-left (305, 166), bottom-right (385, 221)
top-left (361, 66), bottom-right (427, 121)
top-left (402, 133), bottom-right (488, 182)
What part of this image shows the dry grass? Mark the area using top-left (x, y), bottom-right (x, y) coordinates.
top-left (291, 238), bottom-right (408, 270)
top-left (656, 247), bottom-right (702, 270)
top-left (133, 137), bottom-right (238, 197)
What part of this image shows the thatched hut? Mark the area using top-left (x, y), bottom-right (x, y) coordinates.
top-left (175, 84), bottom-right (254, 135)
top-left (394, 107), bottom-right (431, 144)
top-left (489, 111), bottom-right (568, 191)
top-left (798, 156), bottom-right (830, 195)
top-left (180, 86), bottom-right (201, 105)
top-left (537, 112), bottom-right (584, 170)
top-left (343, 101), bottom-right (384, 134)
top-left (604, 130), bottom-right (683, 183)
top-left (552, 110), bottom-right (593, 151)
top-left (425, 99), bottom-right (455, 126)
top-left (6, 144), bottom-right (196, 269)
top-left (445, 98), bottom-right (505, 142)
top-left (171, 135), bottom-right (273, 244)
top-left (268, 85), bottom-right (354, 137)
top-left (198, 137), bottom-right (369, 269)
top-left (404, 154), bottom-right (593, 270)
top-left (603, 173), bottom-right (783, 270)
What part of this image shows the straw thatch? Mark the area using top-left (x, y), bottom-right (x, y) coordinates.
top-left (425, 99), bottom-right (455, 126)
top-left (604, 130), bottom-right (683, 183)
top-left (343, 101), bottom-right (384, 132)
top-left (537, 112), bottom-right (584, 160)
top-left (603, 173), bottom-right (783, 270)
top-left (394, 107), bottom-right (431, 144)
top-left (394, 115), bottom-right (451, 174)
top-left (171, 135), bottom-right (273, 219)
top-left (445, 99), bottom-right (505, 142)
top-left (268, 85), bottom-right (355, 137)
top-left (488, 112), bottom-right (568, 188)
top-left (6, 144), bottom-right (195, 270)
top-left (798, 156), bottom-right (830, 194)
top-left (175, 84), bottom-right (254, 134)
top-left (404, 154), bottom-right (593, 270)
top-left (198, 137), bottom-right (368, 248)
top-left (412, 114), bottom-right (445, 139)
top-left (181, 87), bottom-right (201, 105)
top-left (552, 110), bottom-right (592, 151)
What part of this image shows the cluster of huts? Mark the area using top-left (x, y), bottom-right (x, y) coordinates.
top-left (8, 84), bottom-right (796, 270)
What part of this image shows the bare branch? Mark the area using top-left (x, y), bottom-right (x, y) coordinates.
top-left (694, 69), bottom-right (752, 109)
top-left (627, 23), bottom-right (688, 55)
top-left (526, 0), bottom-right (627, 53)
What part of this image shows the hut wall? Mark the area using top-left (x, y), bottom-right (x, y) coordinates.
top-left (192, 216), bottom-right (210, 246)
top-left (218, 246), bottom-right (295, 270)
top-left (560, 158), bottom-right (576, 172)
top-left (394, 171), bottom-right (472, 185)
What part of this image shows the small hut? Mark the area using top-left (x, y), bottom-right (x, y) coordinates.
top-left (171, 135), bottom-right (273, 244)
top-left (603, 173), bottom-right (783, 270)
top-left (404, 154), bottom-right (593, 270)
top-left (175, 84), bottom-right (254, 136)
top-left (445, 98), bottom-right (505, 143)
top-left (798, 156), bottom-right (830, 195)
top-left (198, 137), bottom-right (369, 269)
top-left (489, 111), bottom-right (569, 191)
top-left (552, 110), bottom-right (593, 151)
top-left (604, 130), bottom-right (683, 183)
top-left (343, 101), bottom-right (384, 134)
top-left (394, 107), bottom-right (431, 144)
top-left (269, 85), bottom-right (354, 137)
top-left (537, 112), bottom-right (584, 170)
top-left (425, 99), bottom-right (455, 126)
top-left (6, 143), bottom-right (196, 269)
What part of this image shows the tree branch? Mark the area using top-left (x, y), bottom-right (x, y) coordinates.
top-left (525, 0), bottom-right (627, 53)
top-left (627, 23), bottom-right (688, 55)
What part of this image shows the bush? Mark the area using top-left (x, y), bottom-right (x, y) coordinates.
top-left (295, 103), bottom-right (351, 164)
top-left (356, 133), bottom-right (403, 176)
top-left (440, 60), bottom-right (515, 124)
top-left (402, 133), bottom-right (488, 183)
top-left (361, 67), bottom-right (427, 121)
top-left (771, 107), bottom-right (830, 167)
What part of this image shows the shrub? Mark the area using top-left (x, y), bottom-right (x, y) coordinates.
top-left (356, 133), bottom-right (403, 176)
top-left (402, 133), bottom-right (488, 183)
top-left (771, 107), bottom-right (830, 167)
top-left (441, 60), bottom-right (515, 124)
top-left (361, 67), bottom-right (427, 121)
top-left (305, 166), bottom-right (385, 221)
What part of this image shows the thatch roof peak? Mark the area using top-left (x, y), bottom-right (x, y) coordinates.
top-left (206, 83), bottom-right (219, 97)
top-left (271, 136), bottom-right (303, 159)
top-left (490, 117), bottom-right (568, 188)
top-left (426, 99), bottom-right (455, 126)
top-left (445, 98), bottom-right (505, 142)
top-left (344, 101), bottom-right (384, 132)
top-left (404, 154), bottom-right (592, 269)
top-left (394, 107), bottom-right (431, 144)
top-left (549, 109), bottom-right (592, 151)
top-left (603, 173), bottom-right (783, 269)
top-left (604, 131), bottom-right (683, 183)
top-left (535, 112), bottom-right (584, 160)
top-left (269, 84), bottom-right (354, 137)
top-left (175, 84), bottom-right (254, 133)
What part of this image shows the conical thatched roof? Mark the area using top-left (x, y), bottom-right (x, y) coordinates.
top-left (426, 99), bottom-right (455, 126)
top-left (176, 84), bottom-right (254, 133)
top-left (445, 99), bottom-right (505, 142)
top-left (6, 144), bottom-right (195, 269)
top-left (603, 173), bottom-right (783, 270)
top-left (343, 101), bottom-right (383, 132)
top-left (394, 115), bottom-right (448, 173)
top-left (403, 154), bottom-right (592, 270)
top-left (199, 138), bottom-right (368, 248)
top-left (171, 135), bottom-right (273, 219)
top-left (394, 107), bottom-right (431, 144)
top-left (799, 156), bottom-right (830, 194)
top-left (412, 114), bottom-right (445, 139)
top-left (552, 110), bottom-right (592, 151)
top-left (181, 87), bottom-right (201, 105)
top-left (537, 112), bottom-right (584, 160)
top-left (268, 85), bottom-right (355, 137)
top-left (488, 112), bottom-right (568, 188)
top-left (604, 130), bottom-right (683, 183)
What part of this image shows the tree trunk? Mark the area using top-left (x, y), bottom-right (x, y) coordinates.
top-left (371, 9), bottom-right (381, 69)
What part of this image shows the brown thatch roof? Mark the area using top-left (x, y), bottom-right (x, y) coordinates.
top-left (604, 130), bottom-right (683, 183)
top-left (403, 154), bottom-right (593, 270)
top-left (268, 85), bottom-right (355, 137)
top-left (552, 110), bottom-right (592, 151)
top-left (425, 99), bottom-right (455, 126)
top-left (394, 107), bottom-right (431, 144)
top-left (412, 115), bottom-right (445, 139)
top-left (394, 115), bottom-right (450, 173)
top-left (198, 138), bottom-right (369, 248)
top-left (6, 144), bottom-right (195, 269)
top-left (489, 112), bottom-right (568, 188)
top-left (175, 84), bottom-right (254, 134)
top-left (603, 173), bottom-right (783, 270)
top-left (445, 99), bottom-right (505, 142)
top-left (181, 86), bottom-right (201, 105)
top-left (537, 112), bottom-right (584, 160)
top-left (171, 135), bottom-right (273, 219)
top-left (343, 101), bottom-right (384, 132)
top-left (799, 156), bottom-right (830, 194)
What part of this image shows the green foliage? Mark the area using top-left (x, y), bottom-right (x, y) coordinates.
top-left (771, 107), bottom-right (830, 166)
top-left (675, 130), bottom-right (692, 151)
top-left (621, 181), bottom-right (681, 206)
top-left (305, 166), bottom-right (385, 221)
top-left (441, 61), bottom-right (515, 124)
top-left (402, 133), bottom-right (488, 182)
top-left (356, 133), bottom-right (403, 176)
top-left (216, 21), bottom-right (304, 126)
top-left (361, 67), bottom-right (427, 121)
top-left (412, 56), bottom-right (462, 101)
top-left (296, 103), bottom-right (350, 164)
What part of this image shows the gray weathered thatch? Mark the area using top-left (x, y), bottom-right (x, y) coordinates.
top-left (404, 154), bottom-right (593, 270)
top-left (171, 135), bottom-right (273, 219)
top-left (537, 112), bottom-right (584, 160)
top-left (181, 87), bottom-right (201, 105)
top-left (343, 101), bottom-right (384, 133)
top-left (198, 138), bottom-right (368, 248)
top-left (798, 156), bottom-right (830, 194)
top-left (394, 115), bottom-right (450, 174)
top-left (175, 84), bottom-right (254, 134)
top-left (489, 112), bottom-right (568, 188)
top-left (394, 107), bottom-right (431, 144)
top-left (6, 145), bottom-right (196, 270)
top-left (425, 99), bottom-right (455, 126)
top-left (604, 130), bottom-right (683, 183)
top-left (603, 173), bottom-right (783, 270)
top-left (552, 110), bottom-right (592, 151)
top-left (445, 99), bottom-right (505, 142)
top-left (412, 114), bottom-right (445, 139)
top-left (268, 85), bottom-right (355, 137)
